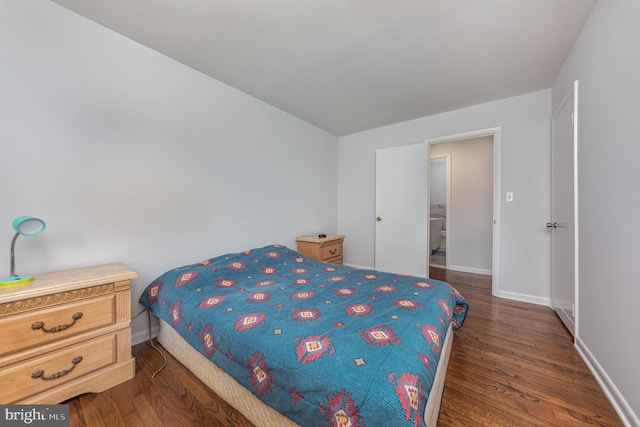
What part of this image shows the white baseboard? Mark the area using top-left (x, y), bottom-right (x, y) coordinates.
top-left (345, 263), bottom-right (431, 278)
top-left (498, 290), bottom-right (551, 306)
top-left (343, 263), bottom-right (374, 270)
top-left (345, 263), bottom-right (493, 278)
top-left (576, 337), bottom-right (640, 427)
top-left (447, 264), bottom-right (492, 276)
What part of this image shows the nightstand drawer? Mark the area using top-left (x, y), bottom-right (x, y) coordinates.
top-left (1, 294), bottom-right (115, 357)
top-left (296, 234), bottom-right (345, 265)
top-left (0, 333), bottom-right (117, 403)
top-left (321, 241), bottom-right (343, 261)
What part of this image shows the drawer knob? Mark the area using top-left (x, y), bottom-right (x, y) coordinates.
top-left (32, 312), bottom-right (83, 333)
top-left (329, 249), bottom-right (337, 255)
top-left (31, 356), bottom-right (83, 381)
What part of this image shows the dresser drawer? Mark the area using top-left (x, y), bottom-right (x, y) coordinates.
top-left (321, 241), bottom-right (343, 261)
top-left (1, 294), bottom-right (115, 357)
top-left (0, 333), bottom-right (117, 403)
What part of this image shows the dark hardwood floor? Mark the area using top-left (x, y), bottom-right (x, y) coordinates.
top-left (65, 269), bottom-right (622, 426)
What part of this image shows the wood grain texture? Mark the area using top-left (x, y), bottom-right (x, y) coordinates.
top-left (1, 264), bottom-right (135, 405)
top-left (296, 235), bottom-right (344, 264)
top-left (0, 263), bottom-right (136, 305)
top-left (430, 268), bottom-right (622, 427)
top-left (65, 269), bottom-right (622, 426)
top-left (66, 340), bottom-right (255, 427)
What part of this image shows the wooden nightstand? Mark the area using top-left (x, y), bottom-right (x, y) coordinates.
top-left (0, 263), bottom-right (137, 404)
top-left (296, 234), bottom-right (345, 264)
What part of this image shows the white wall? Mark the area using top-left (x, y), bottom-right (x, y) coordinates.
top-left (0, 0), bottom-right (338, 343)
top-left (429, 159), bottom-right (446, 205)
top-left (431, 137), bottom-right (493, 274)
top-left (553, 0), bottom-right (640, 424)
top-left (338, 90), bottom-right (552, 304)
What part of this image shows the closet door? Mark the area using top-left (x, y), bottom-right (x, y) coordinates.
top-left (375, 143), bottom-right (428, 277)
top-left (550, 82), bottom-right (578, 337)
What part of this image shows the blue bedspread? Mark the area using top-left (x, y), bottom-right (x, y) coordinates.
top-left (139, 245), bottom-right (468, 427)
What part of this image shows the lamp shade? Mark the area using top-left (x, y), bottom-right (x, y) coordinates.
top-left (13, 216), bottom-right (46, 236)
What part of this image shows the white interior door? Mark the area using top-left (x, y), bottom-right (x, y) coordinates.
top-left (375, 143), bottom-right (429, 277)
top-left (550, 81), bottom-right (578, 337)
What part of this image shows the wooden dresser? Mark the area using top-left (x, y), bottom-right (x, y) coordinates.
top-left (0, 263), bottom-right (137, 404)
top-left (296, 234), bottom-right (345, 264)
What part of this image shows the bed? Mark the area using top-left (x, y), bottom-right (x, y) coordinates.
top-left (139, 244), bottom-right (468, 427)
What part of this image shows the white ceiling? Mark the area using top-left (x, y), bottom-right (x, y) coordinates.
top-left (50, 0), bottom-right (596, 136)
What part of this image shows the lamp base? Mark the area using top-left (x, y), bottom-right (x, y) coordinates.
top-left (0, 275), bottom-right (34, 286)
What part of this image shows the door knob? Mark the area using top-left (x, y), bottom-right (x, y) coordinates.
top-left (546, 222), bottom-right (557, 229)
top-left (376, 216), bottom-right (382, 222)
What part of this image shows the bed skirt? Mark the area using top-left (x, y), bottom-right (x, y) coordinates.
top-left (156, 319), bottom-right (453, 427)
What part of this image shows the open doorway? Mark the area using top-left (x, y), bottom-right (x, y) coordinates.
top-left (426, 128), bottom-right (501, 297)
top-left (429, 156), bottom-right (448, 270)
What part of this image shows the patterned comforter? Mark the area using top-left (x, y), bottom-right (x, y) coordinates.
top-left (139, 245), bottom-right (468, 427)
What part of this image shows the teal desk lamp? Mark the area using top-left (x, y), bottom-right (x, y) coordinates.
top-left (0, 216), bottom-right (46, 286)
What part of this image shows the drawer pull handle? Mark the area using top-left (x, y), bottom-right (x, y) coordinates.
top-left (31, 356), bottom-right (83, 381)
top-left (32, 312), bottom-right (83, 333)
top-left (329, 249), bottom-right (337, 255)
